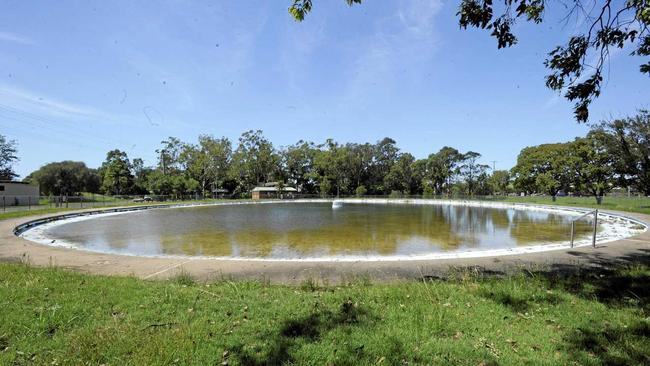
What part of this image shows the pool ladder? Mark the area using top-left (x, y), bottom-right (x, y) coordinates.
top-left (570, 209), bottom-right (598, 248)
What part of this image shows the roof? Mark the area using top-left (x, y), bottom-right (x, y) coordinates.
top-left (251, 186), bottom-right (298, 192)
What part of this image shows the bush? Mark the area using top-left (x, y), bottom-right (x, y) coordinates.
top-left (355, 185), bottom-right (367, 197)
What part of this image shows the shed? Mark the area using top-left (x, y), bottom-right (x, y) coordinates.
top-left (251, 185), bottom-right (297, 200)
top-left (0, 181), bottom-right (40, 206)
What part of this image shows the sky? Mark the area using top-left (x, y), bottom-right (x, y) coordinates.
top-left (0, 0), bottom-right (647, 179)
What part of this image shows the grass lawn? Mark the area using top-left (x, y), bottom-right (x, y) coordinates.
top-left (1, 262), bottom-right (648, 365)
top-left (2, 197), bottom-right (649, 365)
top-left (501, 196), bottom-right (650, 215)
top-left (0, 199), bottom-right (227, 222)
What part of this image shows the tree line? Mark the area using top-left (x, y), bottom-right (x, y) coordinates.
top-left (4, 110), bottom-right (649, 203)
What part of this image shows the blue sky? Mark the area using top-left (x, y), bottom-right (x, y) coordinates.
top-left (0, 0), bottom-right (647, 178)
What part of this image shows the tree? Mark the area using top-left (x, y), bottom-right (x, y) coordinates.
top-left (282, 140), bottom-right (318, 194)
top-left (459, 151), bottom-right (489, 196)
top-left (511, 143), bottom-right (573, 199)
top-left (131, 158), bottom-right (153, 194)
top-left (230, 130), bottom-right (278, 194)
top-left (488, 170), bottom-right (511, 195)
top-left (570, 134), bottom-right (616, 204)
top-left (200, 135), bottom-right (232, 195)
top-left (384, 153), bottom-right (416, 194)
top-left (156, 137), bottom-right (185, 175)
top-left (424, 147), bottom-right (464, 195)
top-left (0, 135), bottom-right (18, 180)
top-left (26, 161), bottom-right (99, 196)
top-left (373, 137), bottom-right (400, 193)
top-left (290, 0), bottom-right (650, 122)
top-left (101, 150), bottom-right (133, 195)
top-left (592, 110), bottom-right (650, 195)
top-left (313, 139), bottom-right (349, 197)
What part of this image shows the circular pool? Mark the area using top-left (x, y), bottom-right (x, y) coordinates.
top-left (17, 199), bottom-right (647, 261)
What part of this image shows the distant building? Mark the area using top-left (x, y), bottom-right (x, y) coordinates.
top-left (212, 188), bottom-right (229, 198)
top-left (251, 182), bottom-right (297, 200)
top-left (0, 181), bottom-right (40, 206)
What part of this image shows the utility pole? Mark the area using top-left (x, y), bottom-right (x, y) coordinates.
top-left (490, 160), bottom-right (497, 171)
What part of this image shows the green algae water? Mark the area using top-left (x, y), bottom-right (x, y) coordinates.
top-left (41, 202), bottom-right (594, 259)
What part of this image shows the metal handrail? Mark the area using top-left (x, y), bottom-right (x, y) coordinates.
top-left (570, 209), bottom-right (598, 248)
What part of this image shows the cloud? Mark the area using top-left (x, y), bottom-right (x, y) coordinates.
top-left (0, 31), bottom-right (34, 45)
top-left (0, 84), bottom-right (107, 120)
top-left (341, 0), bottom-right (444, 105)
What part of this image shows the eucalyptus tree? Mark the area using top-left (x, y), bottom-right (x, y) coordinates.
top-left (384, 153), bottom-right (416, 194)
top-left (230, 130), bottom-right (279, 193)
top-left (289, 0), bottom-right (650, 122)
top-left (313, 139), bottom-right (350, 197)
top-left (372, 137), bottom-right (400, 193)
top-left (459, 151), bottom-right (490, 196)
top-left (156, 137), bottom-right (185, 175)
top-left (425, 147), bottom-right (464, 195)
top-left (282, 140), bottom-right (318, 193)
top-left (181, 135), bottom-right (232, 196)
top-left (346, 142), bottom-right (375, 193)
top-left (100, 150), bottom-right (133, 195)
top-left (0, 134), bottom-right (18, 180)
top-left (131, 158), bottom-right (153, 194)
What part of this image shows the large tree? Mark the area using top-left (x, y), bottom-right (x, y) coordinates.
top-left (424, 147), bottom-right (464, 195)
top-left (230, 130), bottom-right (279, 194)
top-left (100, 150), bottom-right (133, 195)
top-left (0, 135), bottom-right (18, 181)
top-left (181, 136), bottom-right (233, 196)
top-left (511, 142), bottom-right (573, 198)
top-left (570, 134), bottom-right (616, 203)
top-left (591, 110), bottom-right (650, 195)
top-left (281, 140), bottom-right (318, 194)
top-left (459, 151), bottom-right (490, 196)
top-left (26, 161), bottom-right (100, 196)
top-left (488, 170), bottom-right (511, 195)
top-left (289, 0), bottom-right (650, 122)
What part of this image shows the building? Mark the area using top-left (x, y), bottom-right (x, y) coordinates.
top-left (0, 181), bottom-right (40, 206)
top-left (251, 182), bottom-right (298, 200)
top-left (212, 188), bottom-right (229, 198)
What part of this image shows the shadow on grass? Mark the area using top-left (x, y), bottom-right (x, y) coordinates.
top-left (449, 248), bottom-right (650, 365)
top-left (227, 298), bottom-right (403, 365)
top-left (562, 320), bottom-right (650, 365)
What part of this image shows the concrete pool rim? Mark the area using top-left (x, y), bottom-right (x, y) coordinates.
top-left (11, 198), bottom-right (649, 263)
top-left (2, 199), bottom-right (649, 282)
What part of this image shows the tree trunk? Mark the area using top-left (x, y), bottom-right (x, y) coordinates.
top-left (596, 195), bottom-right (603, 205)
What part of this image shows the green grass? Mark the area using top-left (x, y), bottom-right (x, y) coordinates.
top-left (0, 199), bottom-right (228, 222)
top-left (1, 262), bottom-right (648, 365)
top-left (501, 196), bottom-right (650, 215)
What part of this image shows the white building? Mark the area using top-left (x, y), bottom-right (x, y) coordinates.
top-left (0, 181), bottom-right (40, 206)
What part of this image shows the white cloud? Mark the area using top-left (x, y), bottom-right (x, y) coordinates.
top-left (0, 31), bottom-right (34, 45)
top-left (341, 0), bottom-right (444, 105)
top-left (0, 84), bottom-right (106, 119)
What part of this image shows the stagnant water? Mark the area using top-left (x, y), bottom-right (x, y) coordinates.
top-left (39, 202), bottom-right (595, 259)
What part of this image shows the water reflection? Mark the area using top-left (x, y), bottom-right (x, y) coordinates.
top-left (44, 203), bottom-right (593, 258)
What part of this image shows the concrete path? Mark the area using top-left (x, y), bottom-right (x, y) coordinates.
top-left (1, 206), bottom-right (649, 284)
